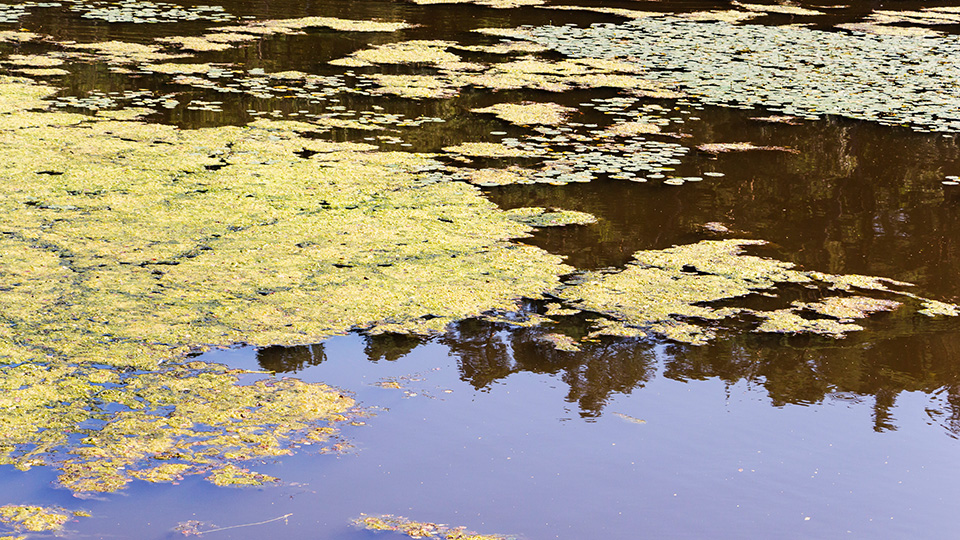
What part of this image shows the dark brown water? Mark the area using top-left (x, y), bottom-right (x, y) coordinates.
top-left (4, 0), bottom-right (960, 538)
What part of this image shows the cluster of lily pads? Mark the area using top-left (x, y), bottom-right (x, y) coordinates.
top-left (513, 13), bottom-right (960, 132)
top-left (439, 97), bottom-right (697, 186)
top-left (70, 0), bottom-right (233, 23)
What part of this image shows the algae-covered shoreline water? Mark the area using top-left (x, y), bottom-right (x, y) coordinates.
top-left (0, 0), bottom-right (959, 538)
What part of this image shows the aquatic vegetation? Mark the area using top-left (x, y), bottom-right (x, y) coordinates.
top-left (143, 62), bottom-right (228, 74)
top-left (459, 167), bottom-right (535, 187)
top-left (407, 0), bottom-right (543, 7)
top-left (539, 333), bottom-right (581, 352)
top-left (697, 142), bottom-right (799, 154)
top-left (0, 77), bottom-right (570, 368)
top-left (541, 6), bottom-right (660, 19)
top-left (354, 514), bottom-right (512, 540)
top-left (558, 240), bottom-right (959, 345)
top-left (517, 14), bottom-right (960, 132)
top-left (471, 102), bottom-right (573, 126)
top-left (256, 16), bottom-right (413, 33)
top-left (0, 31), bottom-right (41, 43)
top-left (69, 0), bottom-right (233, 24)
top-left (155, 36), bottom-right (233, 52)
top-left (0, 361), bottom-right (355, 493)
top-left (442, 141), bottom-right (536, 157)
top-left (364, 74), bottom-right (463, 99)
top-left (0, 505), bottom-right (80, 534)
top-left (730, 1), bottom-right (824, 16)
top-left (600, 121), bottom-right (661, 137)
top-left (4, 55), bottom-right (64, 68)
top-left (457, 41), bottom-right (549, 54)
top-left (332, 40), bottom-right (461, 67)
top-left (851, 7), bottom-right (960, 27)
top-left (750, 115), bottom-right (802, 125)
top-left (63, 41), bottom-right (188, 64)
top-left (504, 207), bottom-right (597, 227)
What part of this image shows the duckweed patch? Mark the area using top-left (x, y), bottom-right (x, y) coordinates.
top-left (558, 240), bottom-right (959, 345)
top-left (354, 514), bottom-right (513, 540)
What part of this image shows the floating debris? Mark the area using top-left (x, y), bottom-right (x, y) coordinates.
top-left (612, 412), bottom-right (647, 424)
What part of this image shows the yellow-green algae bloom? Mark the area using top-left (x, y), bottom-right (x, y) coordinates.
top-left (355, 514), bottom-right (513, 540)
top-left (0, 505), bottom-right (85, 535)
top-left (0, 73), bottom-right (571, 493)
top-left (559, 239), bottom-right (959, 345)
top-left (0, 361), bottom-right (355, 493)
top-left (0, 75), bottom-right (570, 369)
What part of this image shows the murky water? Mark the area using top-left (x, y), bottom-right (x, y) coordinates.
top-left (3, 0), bottom-right (960, 538)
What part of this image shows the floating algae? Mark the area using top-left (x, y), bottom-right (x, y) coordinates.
top-left (406, 0), bottom-right (543, 7)
top-left (471, 102), bottom-right (574, 126)
top-left (155, 36), bottom-right (233, 52)
top-left (331, 40), bottom-right (461, 67)
top-left (539, 332), bottom-right (581, 352)
top-left (505, 207), bottom-right (597, 227)
top-left (0, 76), bottom-right (570, 368)
top-left (0, 505), bottom-right (81, 535)
top-left (63, 41), bottom-right (188, 64)
top-left (558, 240), bottom-right (960, 345)
top-left (0, 361), bottom-right (355, 493)
top-left (697, 142), bottom-right (799, 154)
top-left (354, 514), bottom-right (512, 540)
top-left (442, 141), bottom-right (536, 158)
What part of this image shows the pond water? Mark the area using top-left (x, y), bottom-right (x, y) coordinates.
top-left (2, 0), bottom-right (960, 538)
